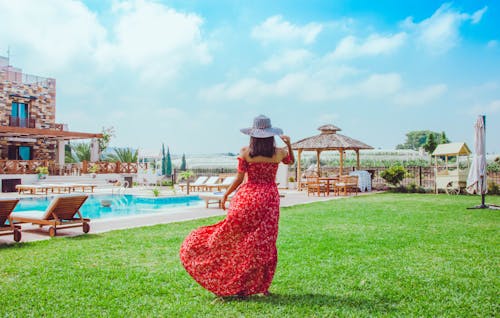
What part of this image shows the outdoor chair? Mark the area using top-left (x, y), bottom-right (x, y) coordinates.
top-left (306, 177), bottom-right (327, 196)
top-left (205, 176), bottom-right (236, 192)
top-left (0, 199), bottom-right (21, 242)
top-left (11, 194), bottom-right (90, 237)
top-left (200, 176), bottom-right (221, 192)
top-left (199, 192), bottom-right (234, 209)
top-left (334, 175), bottom-right (359, 196)
top-left (185, 176), bottom-right (209, 192)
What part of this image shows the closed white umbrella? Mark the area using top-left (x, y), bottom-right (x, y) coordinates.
top-left (90, 138), bottom-right (100, 162)
top-left (466, 115), bottom-right (488, 208)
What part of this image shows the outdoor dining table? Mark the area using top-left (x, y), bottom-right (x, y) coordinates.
top-left (319, 177), bottom-right (339, 196)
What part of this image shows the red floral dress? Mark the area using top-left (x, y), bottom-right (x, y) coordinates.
top-left (180, 155), bottom-right (291, 296)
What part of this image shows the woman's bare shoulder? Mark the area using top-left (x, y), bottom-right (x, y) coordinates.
top-left (239, 147), bottom-right (249, 159)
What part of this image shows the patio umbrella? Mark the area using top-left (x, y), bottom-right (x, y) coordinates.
top-left (466, 115), bottom-right (488, 208)
top-left (90, 138), bottom-right (100, 162)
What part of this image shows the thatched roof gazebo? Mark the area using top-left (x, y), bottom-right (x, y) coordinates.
top-left (291, 124), bottom-right (373, 188)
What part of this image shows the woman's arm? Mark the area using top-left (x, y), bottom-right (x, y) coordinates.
top-left (279, 135), bottom-right (295, 164)
top-left (221, 172), bottom-right (245, 210)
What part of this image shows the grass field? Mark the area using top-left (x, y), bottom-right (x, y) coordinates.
top-left (1, 193), bottom-right (499, 317)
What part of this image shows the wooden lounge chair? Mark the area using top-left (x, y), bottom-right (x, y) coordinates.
top-left (11, 194), bottom-right (90, 237)
top-left (185, 176), bottom-right (209, 192)
top-left (0, 199), bottom-right (21, 242)
top-left (200, 176), bottom-right (220, 192)
top-left (205, 176), bottom-right (236, 192)
top-left (16, 184), bottom-right (50, 195)
top-left (199, 192), bottom-right (233, 209)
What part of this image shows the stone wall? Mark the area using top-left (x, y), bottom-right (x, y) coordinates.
top-left (0, 67), bottom-right (57, 160)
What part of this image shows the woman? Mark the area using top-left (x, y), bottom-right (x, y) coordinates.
top-left (180, 115), bottom-right (295, 297)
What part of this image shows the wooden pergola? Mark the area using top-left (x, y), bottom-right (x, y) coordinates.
top-left (0, 125), bottom-right (102, 140)
top-left (291, 124), bottom-right (373, 189)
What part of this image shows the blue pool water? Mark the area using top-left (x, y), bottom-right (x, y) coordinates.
top-left (13, 194), bottom-right (203, 219)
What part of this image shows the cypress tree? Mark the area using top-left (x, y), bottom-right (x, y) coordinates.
top-left (166, 147), bottom-right (172, 177)
top-left (180, 153), bottom-right (187, 171)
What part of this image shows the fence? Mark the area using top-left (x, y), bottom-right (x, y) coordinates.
top-left (2, 160), bottom-right (498, 189)
top-left (187, 166), bottom-right (500, 189)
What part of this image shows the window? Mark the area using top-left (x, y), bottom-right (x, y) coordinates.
top-left (7, 146), bottom-right (32, 160)
top-left (11, 102), bottom-right (29, 127)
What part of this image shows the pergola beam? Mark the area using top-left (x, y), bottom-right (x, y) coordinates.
top-left (0, 126), bottom-right (103, 140)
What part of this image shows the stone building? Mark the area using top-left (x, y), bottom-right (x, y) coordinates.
top-left (0, 56), bottom-right (101, 173)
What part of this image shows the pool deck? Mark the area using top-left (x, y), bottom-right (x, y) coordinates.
top-left (0, 188), bottom-right (377, 244)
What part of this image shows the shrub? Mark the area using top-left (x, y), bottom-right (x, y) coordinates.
top-left (488, 182), bottom-right (499, 195)
top-left (152, 188), bottom-right (160, 197)
top-left (417, 186), bottom-right (427, 194)
top-left (407, 183), bottom-right (417, 193)
top-left (161, 180), bottom-right (173, 187)
top-left (380, 165), bottom-right (409, 187)
top-left (487, 161), bottom-right (500, 173)
top-left (35, 166), bottom-right (49, 175)
top-left (288, 176), bottom-right (295, 182)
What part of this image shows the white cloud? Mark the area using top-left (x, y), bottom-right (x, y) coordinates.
top-left (471, 6), bottom-right (488, 24)
top-left (471, 100), bottom-right (500, 114)
top-left (199, 71), bottom-right (402, 103)
top-left (487, 40), bottom-right (498, 49)
top-left (251, 15), bottom-right (323, 45)
top-left (0, 0), bottom-right (211, 81)
top-left (329, 33), bottom-right (407, 59)
top-left (0, 0), bottom-right (106, 71)
top-left (96, 0), bottom-right (211, 81)
top-left (402, 3), bottom-right (488, 54)
top-left (259, 49), bottom-right (313, 72)
top-left (393, 84), bottom-right (447, 107)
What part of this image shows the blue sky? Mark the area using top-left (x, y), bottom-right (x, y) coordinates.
top-left (1, 0), bottom-right (499, 154)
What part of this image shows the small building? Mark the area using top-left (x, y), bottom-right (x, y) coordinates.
top-left (432, 142), bottom-right (471, 194)
top-left (0, 56), bottom-right (102, 176)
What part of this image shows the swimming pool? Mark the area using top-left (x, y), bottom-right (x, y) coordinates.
top-left (13, 194), bottom-right (203, 219)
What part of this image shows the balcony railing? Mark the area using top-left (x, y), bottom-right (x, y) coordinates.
top-left (0, 160), bottom-right (52, 174)
top-left (0, 160), bottom-right (150, 175)
top-left (8, 116), bottom-right (36, 128)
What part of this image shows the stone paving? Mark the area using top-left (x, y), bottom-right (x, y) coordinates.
top-left (0, 188), bottom-right (377, 245)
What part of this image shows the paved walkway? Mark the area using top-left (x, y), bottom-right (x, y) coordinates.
top-left (0, 189), bottom-right (377, 245)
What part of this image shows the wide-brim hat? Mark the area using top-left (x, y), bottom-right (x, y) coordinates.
top-left (240, 114), bottom-right (283, 138)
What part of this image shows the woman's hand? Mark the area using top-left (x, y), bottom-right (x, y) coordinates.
top-left (280, 135), bottom-right (295, 164)
top-left (280, 135), bottom-right (291, 146)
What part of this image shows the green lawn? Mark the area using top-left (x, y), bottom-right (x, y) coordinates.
top-left (1, 194), bottom-right (499, 317)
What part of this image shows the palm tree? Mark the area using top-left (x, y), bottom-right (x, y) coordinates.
top-left (67, 142), bottom-right (90, 163)
top-left (104, 147), bottom-right (138, 163)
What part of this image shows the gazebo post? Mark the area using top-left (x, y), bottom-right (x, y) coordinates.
top-left (316, 149), bottom-right (322, 177)
top-left (339, 148), bottom-right (344, 176)
top-left (355, 149), bottom-right (360, 170)
top-left (297, 149), bottom-right (303, 190)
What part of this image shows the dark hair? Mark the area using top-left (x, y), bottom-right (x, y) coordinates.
top-left (249, 136), bottom-right (276, 158)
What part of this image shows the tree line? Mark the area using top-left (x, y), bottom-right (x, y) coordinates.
top-left (396, 130), bottom-right (450, 153)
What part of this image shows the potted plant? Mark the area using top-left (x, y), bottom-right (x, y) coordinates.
top-left (152, 187), bottom-right (161, 197)
top-left (35, 166), bottom-right (49, 179)
top-left (88, 165), bottom-right (99, 178)
top-left (288, 176), bottom-right (297, 190)
top-left (179, 170), bottom-right (194, 194)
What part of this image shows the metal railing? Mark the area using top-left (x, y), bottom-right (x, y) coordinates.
top-left (8, 116), bottom-right (36, 128)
